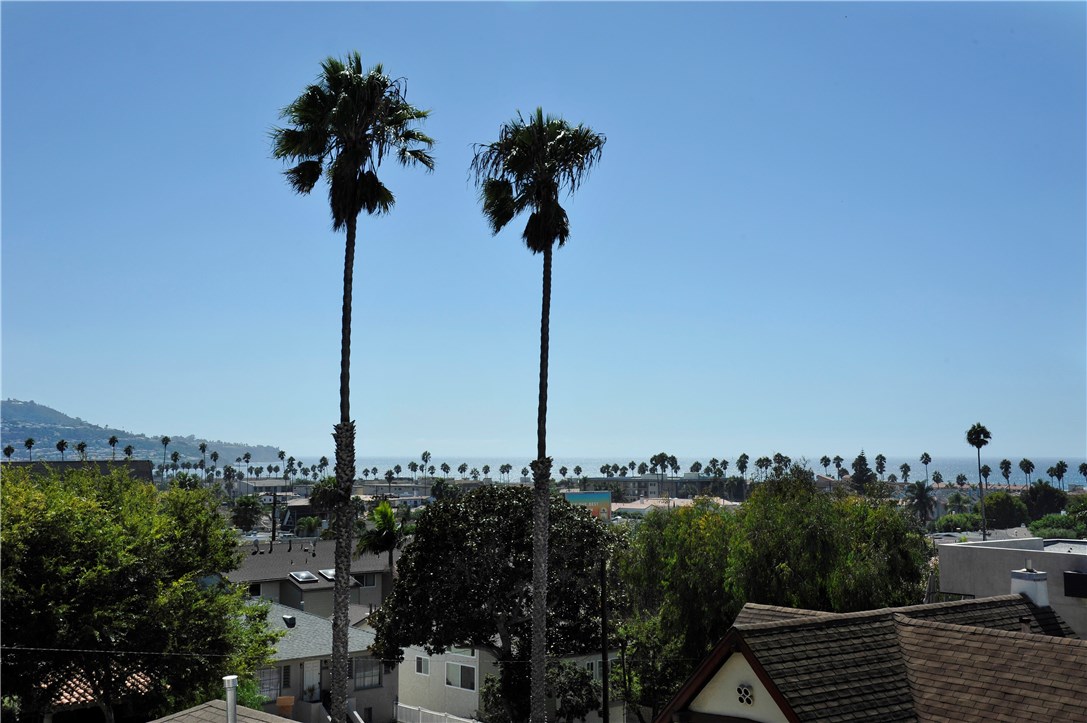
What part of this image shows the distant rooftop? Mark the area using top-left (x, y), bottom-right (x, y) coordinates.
top-left (1044, 539), bottom-right (1087, 555)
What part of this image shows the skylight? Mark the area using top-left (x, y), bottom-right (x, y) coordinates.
top-left (319, 569), bottom-right (336, 581)
top-left (289, 571), bottom-right (319, 584)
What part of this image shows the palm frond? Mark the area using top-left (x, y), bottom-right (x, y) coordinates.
top-left (284, 160), bottom-right (324, 195)
top-left (480, 179), bottom-right (516, 235)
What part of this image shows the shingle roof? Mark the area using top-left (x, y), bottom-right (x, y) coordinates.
top-left (897, 616), bottom-right (1086, 723)
top-left (265, 602), bottom-right (374, 662)
top-left (658, 595), bottom-right (1086, 723)
top-left (150, 699), bottom-right (295, 723)
top-left (229, 540), bottom-right (395, 583)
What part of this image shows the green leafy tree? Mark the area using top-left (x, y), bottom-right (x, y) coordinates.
top-left (850, 451), bottom-right (876, 494)
top-left (273, 51), bottom-right (434, 723)
top-left (1, 466), bottom-right (277, 722)
top-left (966, 423), bottom-right (992, 539)
top-left (546, 660), bottom-right (601, 723)
top-left (946, 491), bottom-right (970, 515)
top-left (372, 485), bottom-right (613, 722)
top-left (978, 491), bottom-right (1028, 529)
top-left (1020, 481), bottom-right (1067, 521)
top-left (232, 495), bottom-right (264, 532)
top-left (296, 515), bottom-right (321, 537)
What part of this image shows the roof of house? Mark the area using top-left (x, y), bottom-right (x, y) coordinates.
top-left (658, 594), bottom-right (1085, 723)
top-left (150, 699), bottom-right (296, 723)
top-left (733, 594), bottom-right (1076, 638)
top-left (47, 667), bottom-right (153, 710)
top-left (266, 602), bottom-right (375, 662)
top-left (229, 540), bottom-right (395, 583)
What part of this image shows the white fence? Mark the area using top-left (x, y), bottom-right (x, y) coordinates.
top-left (394, 702), bottom-right (478, 723)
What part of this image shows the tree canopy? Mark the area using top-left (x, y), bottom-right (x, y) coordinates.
top-left (371, 485), bottom-right (615, 721)
top-left (1, 466), bottom-right (277, 723)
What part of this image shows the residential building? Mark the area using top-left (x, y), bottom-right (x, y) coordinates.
top-left (939, 536), bottom-right (1087, 637)
top-left (656, 594), bottom-right (1083, 723)
top-left (229, 539), bottom-right (396, 619)
top-left (396, 645), bottom-right (624, 723)
top-left (258, 603), bottom-right (397, 723)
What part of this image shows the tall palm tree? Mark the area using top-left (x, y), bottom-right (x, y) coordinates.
top-left (1000, 459), bottom-right (1012, 489)
top-left (160, 436), bottom-right (171, 480)
top-left (3, 445), bottom-right (15, 460)
top-left (1079, 462), bottom-right (1087, 486)
top-left (899, 463), bottom-right (911, 484)
top-left (108, 435), bottom-right (119, 460)
top-left (832, 455), bottom-right (844, 478)
top-left (966, 422), bottom-right (991, 541)
top-left (1019, 458), bottom-right (1034, 485)
top-left (24, 438), bottom-right (35, 461)
top-left (920, 452), bottom-right (931, 481)
top-left (440, 462), bottom-right (450, 478)
top-left (421, 450), bottom-right (431, 479)
top-left (75, 441), bottom-right (88, 461)
top-left (123, 445), bottom-right (134, 459)
top-left (472, 109), bottom-right (604, 720)
top-left (820, 455), bottom-right (831, 476)
top-left (1053, 460), bottom-right (1068, 490)
top-left (904, 479), bottom-right (936, 525)
top-left (56, 439), bottom-right (68, 461)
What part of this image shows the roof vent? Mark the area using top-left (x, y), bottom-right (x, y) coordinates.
top-left (283, 615), bottom-right (296, 628)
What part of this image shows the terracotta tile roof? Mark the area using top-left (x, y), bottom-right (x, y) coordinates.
top-left (48, 667), bottom-right (152, 709)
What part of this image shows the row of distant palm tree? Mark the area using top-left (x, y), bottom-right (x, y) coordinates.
top-left (5, 436), bottom-right (135, 462)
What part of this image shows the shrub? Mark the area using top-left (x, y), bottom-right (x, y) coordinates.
top-left (1028, 513), bottom-right (1086, 539)
top-left (935, 512), bottom-right (982, 532)
top-left (1020, 482), bottom-right (1067, 521)
top-left (976, 491), bottom-right (1027, 529)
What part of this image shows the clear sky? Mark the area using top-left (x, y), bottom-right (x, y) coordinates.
top-left (2, 1), bottom-right (1084, 462)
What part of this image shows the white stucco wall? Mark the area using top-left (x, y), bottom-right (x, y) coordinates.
top-left (689, 653), bottom-right (789, 723)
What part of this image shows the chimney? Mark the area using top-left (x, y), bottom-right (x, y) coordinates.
top-left (283, 614), bottom-right (296, 628)
top-left (224, 675), bottom-right (238, 723)
top-left (1011, 566), bottom-right (1049, 608)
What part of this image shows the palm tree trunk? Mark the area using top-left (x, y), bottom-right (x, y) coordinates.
top-left (529, 243), bottom-right (553, 723)
top-left (977, 449), bottom-right (987, 542)
top-left (331, 215), bottom-right (358, 723)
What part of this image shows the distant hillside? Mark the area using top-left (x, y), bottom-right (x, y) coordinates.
top-left (1, 399), bottom-right (282, 466)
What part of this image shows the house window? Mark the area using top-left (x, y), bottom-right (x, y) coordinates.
top-left (446, 662), bottom-right (476, 691)
top-left (356, 573), bottom-right (376, 588)
top-left (281, 665), bottom-right (291, 689)
top-left (257, 667), bottom-right (279, 699)
top-left (351, 657), bottom-right (381, 690)
top-left (450, 646), bottom-right (475, 657)
top-left (416, 656), bottom-right (430, 675)
top-left (248, 582), bottom-right (261, 597)
top-left (585, 657), bottom-right (619, 682)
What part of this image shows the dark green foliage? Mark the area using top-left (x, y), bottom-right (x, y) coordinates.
top-left (977, 491), bottom-right (1028, 529)
top-left (850, 451), bottom-right (875, 494)
top-left (614, 467), bottom-right (928, 719)
top-left (546, 660), bottom-right (601, 723)
top-left (1020, 482), bottom-right (1068, 521)
top-left (935, 512), bottom-right (982, 532)
top-left (231, 494), bottom-right (264, 531)
top-left (1028, 513), bottom-right (1086, 539)
top-left (0, 466), bottom-right (277, 721)
top-left (371, 486), bottom-right (615, 719)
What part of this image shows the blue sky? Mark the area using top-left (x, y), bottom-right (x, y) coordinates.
top-left (2, 2), bottom-right (1084, 462)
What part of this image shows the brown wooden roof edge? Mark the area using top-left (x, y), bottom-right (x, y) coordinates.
top-left (652, 629), bottom-right (801, 723)
top-left (892, 613), bottom-right (1087, 649)
top-left (733, 593), bottom-right (1042, 632)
